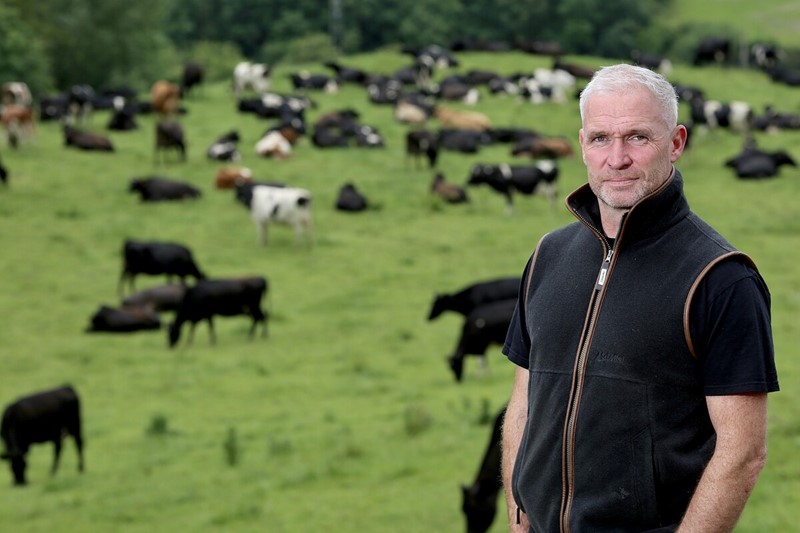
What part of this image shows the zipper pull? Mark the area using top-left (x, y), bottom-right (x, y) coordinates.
top-left (595, 248), bottom-right (613, 290)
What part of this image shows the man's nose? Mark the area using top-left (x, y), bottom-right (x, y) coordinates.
top-left (607, 139), bottom-right (632, 169)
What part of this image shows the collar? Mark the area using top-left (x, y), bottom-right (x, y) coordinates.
top-left (566, 167), bottom-right (691, 245)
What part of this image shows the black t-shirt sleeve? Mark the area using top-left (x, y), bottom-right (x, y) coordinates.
top-left (503, 257), bottom-right (533, 368)
top-left (690, 258), bottom-right (779, 395)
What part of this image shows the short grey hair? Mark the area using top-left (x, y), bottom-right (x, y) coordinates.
top-left (579, 64), bottom-right (679, 128)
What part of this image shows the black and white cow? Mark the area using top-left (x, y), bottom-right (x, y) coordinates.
top-left (447, 299), bottom-right (517, 382)
top-left (236, 183), bottom-right (313, 246)
top-left (119, 239), bottom-right (206, 295)
top-left (467, 161), bottom-right (559, 212)
top-left (207, 130), bottom-right (241, 162)
top-left (461, 405), bottom-right (507, 533)
top-left (128, 176), bottom-right (201, 202)
top-left (233, 62), bottom-right (271, 97)
top-left (693, 37), bottom-right (731, 66)
top-left (428, 277), bottom-right (520, 320)
top-left (689, 98), bottom-right (753, 134)
top-left (1, 385), bottom-right (84, 485)
top-left (168, 276), bottom-right (269, 347)
top-left (290, 72), bottom-right (339, 93)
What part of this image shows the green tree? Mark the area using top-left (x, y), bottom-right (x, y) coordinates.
top-left (0, 4), bottom-right (54, 96)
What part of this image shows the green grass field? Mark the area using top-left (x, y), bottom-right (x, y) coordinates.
top-left (1, 45), bottom-right (799, 532)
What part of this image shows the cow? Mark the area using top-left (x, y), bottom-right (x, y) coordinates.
top-left (467, 161), bottom-right (559, 212)
top-left (63, 124), bottom-right (114, 151)
top-left (122, 283), bottom-right (187, 312)
top-left (516, 40), bottom-right (564, 56)
top-left (724, 141), bottom-right (797, 179)
top-left (689, 98), bottom-right (753, 134)
top-left (447, 299), bottom-right (517, 382)
top-left (150, 80), bottom-right (181, 117)
top-left (366, 77), bottom-right (404, 104)
top-left (215, 166), bottom-right (253, 190)
top-left (1, 82), bottom-right (32, 107)
top-left (511, 135), bottom-right (573, 158)
top-left (180, 62), bottom-right (205, 96)
top-left (128, 176), bottom-right (201, 202)
top-left (631, 51), bottom-right (673, 76)
top-left (461, 405), bottom-right (507, 533)
top-left (207, 130), bottom-right (240, 161)
top-left (0, 156), bottom-right (7, 186)
top-left (65, 84), bottom-right (95, 124)
top-left (236, 184), bottom-right (313, 246)
top-left (155, 120), bottom-right (186, 162)
top-left (693, 36), bottom-right (731, 66)
top-left (1, 105), bottom-right (35, 148)
top-left (106, 98), bottom-right (138, 131)
top-left (521, 68), bottom-right (577, 104)
top-left (119, 239), bottom-right (206, 296)
top-left (335, 183), bottom-right (369, 212)
top-left (431, 172), bottom-right (469, 204)
top-left (552, 59), bottom-right (596, 79)
top-left (751, 105), bottom-right (800, 133)
top-left (1, 385), bottom-right (84, 486)
top-left (255, 130), bottom-right (292, 159)
top-left (406, 130), bottom-right (439, 168)
top-left (394, 100), bottom-right (431, 125)
top-left (233, 62), bottom-right (271, 97)
top-left (434, 79), bottom-right (480, 105)
top-left (168, 276), bottom-right (268, 347)
top-left (428, 277), bottom-right (520, 321)
top-left (437, 129), bottom-right (491, 154)
top-left (434, 106), bottom-right (491, 131)
top-left (290, 72), bottom-right (339, 93)
top-left (85, 304), bottom-right (162, 333)
top-left (323, 61), bottom-right (369, 85)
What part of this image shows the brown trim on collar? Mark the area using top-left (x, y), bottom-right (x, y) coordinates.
top-left (683, 251), bottom-right (758, 358)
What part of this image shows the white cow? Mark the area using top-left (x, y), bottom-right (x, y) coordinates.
top-left (233, 62), bottom-right (271, 97)
top-left (249, 185), bottom-right (312, 246)
top-left (254, 130), bottom-right (292, 159)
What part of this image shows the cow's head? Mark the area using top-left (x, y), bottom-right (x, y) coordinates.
top-left (467, 164), bottom-right (494, 185)
top-left (427, 294), bottom-right (452, 320)
top-left (1, 451), bottom-right (27, 486)
top-left (461, 482), bottom-right (497, 533)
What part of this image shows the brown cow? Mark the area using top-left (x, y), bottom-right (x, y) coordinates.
top-left (434, 106), bottom-right (490, 131)
top-left (215, 166), bottom-right (253, 189)
top-left (151, 81), bottom-right (181, 117)
top-left (1, 105), bottom-right (35, 148)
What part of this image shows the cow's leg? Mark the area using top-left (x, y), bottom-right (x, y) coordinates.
top-left (51, 437), bottom-right (63, 475)
top-left (73, 429), bottom-right (85, 473)
top-left (207, 317), bottom-right (216, 345)
top-left (187, 322), bottom-right (197, 345)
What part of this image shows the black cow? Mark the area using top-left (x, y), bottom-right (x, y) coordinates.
top-left (128, 176), bottom-right (201, 202)
top-left (290, 72), bottom-right (339, 92)
top-left (724, 142), bottom-right (797, 179)
top-left (85, 304), bottom-right (161, 333)
top-left (693, 37), bottom-right (731, 66)
top-left (437, 129), bottom-right (490, 154)
top-left (406, 130), bottom-right (439, 168)
top-left (63, 125), bottom-right (114, 151)
top-left (155, 120), bottom-right (186, 162)
top-left (1, 385), bottom-right (84, 486)
top-left (0, 156), bottom-right (7, 186)
top-left (181, 62), bottom-right (205, 96)
top-left (428, 277), bottom-right (520, 320)
top-left (461, 405), bottom-right (507, 533)
top-left (467, 161), bottom-right (559, 212)
top-left (119, 239), bottom-right (206, 296)
top-left (106, 103), bottom-right (138, 131)
top-left (447, 299), bottom-right (517, 382)
top-left (122, 283), bottom-right (187, 312)
top-left (324, 61), bottom-right (369, 85)
top-left (335, 183), bottom-right (369, 212)
top-left (168, 276), bottom-right (269, 347)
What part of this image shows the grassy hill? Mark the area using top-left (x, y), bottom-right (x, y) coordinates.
top-left (1, 47), bottom-right (798, 532)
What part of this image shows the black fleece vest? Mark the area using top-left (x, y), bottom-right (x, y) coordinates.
top-left (512, 171), bottom-right (748, 532)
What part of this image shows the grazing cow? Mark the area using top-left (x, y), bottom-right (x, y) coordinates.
top-left (233, 62), bottom-right (271, 96)
top-left (168, 276), bottom-right (268, 347)
top-left (434, 106), bottom-right (491, 131)
top-left (467, 161), bottom-right (559, 213)
top-left (461, 405), bottom-right (507, 533)
top-left (128, 176), bottom-right (201, 202)
top-left (155, 120), bottom-right (186, 162)
top-left (181, 62), bottom-right (204, 96)
top-left (431, 172), bottom-right (469, 204)
top-left (1, 105), bottom-right (35, 148)
top-left (447, 299), bottom-right (517, 382)
top-left (428, 277), bottom-right (520, 320)
top-left (689, 98), bottom-right (753, 134)
top-left (724, 141), bottom-right (797, 179)
top-left (215, 166), bottom-right (253, 189)
top-left (631, 51), bottom-right (672, 76)
top-left (511, 135), bottom-right (573, 158)
top-left (65, 84), bottom-right (95, 124)
top-left (749, 43), bottom-right (782, 70)
top-left (693, 37), bottom-right (731, 66)
top-left (122, 283), bottom-right (187, 312)
top-left (1, 385), bottom-right (84, 486)
top-left (85, 304), bottom-right (162, 333)
top-left (255, 130), bottom-right (292, 158)
top-left (150, 81), bottom-right (181, 117)
top-left (552, 59), bottom-right (596, 80)
top-left (63, 124), bottom-right (114, 151)
top-left (206, 130), bottom-right (240, 161)
top-left (0, 156), bottom-right (7, 186)
top-left (335, 183), bottom-right (369, 212)
top-left (236, 184), bottom-right (313, 246)
top-left (119, 239), bottom-right (206, 295)
top-left (406, 130), bottom-right (439, 168)
top-left (323, 61), bottom-right (368, 85)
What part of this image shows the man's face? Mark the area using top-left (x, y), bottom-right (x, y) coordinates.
top-left (579, 87), bottom-right (686, 212)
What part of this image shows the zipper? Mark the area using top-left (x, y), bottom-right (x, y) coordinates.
top-left (559, 210), bottom-right (622, 533)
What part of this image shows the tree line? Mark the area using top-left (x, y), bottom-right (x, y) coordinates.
top-left (0, 0), bottom-right (735, 98)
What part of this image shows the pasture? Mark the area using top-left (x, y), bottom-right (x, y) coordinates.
top-left (1, 48), bottom-right (799, 532)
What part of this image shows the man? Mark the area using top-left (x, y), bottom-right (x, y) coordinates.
top-left (501, 64), bottom-right (778, 532)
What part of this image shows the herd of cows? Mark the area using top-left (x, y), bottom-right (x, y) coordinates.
top-left (2, 35), bottom-right (800, 532)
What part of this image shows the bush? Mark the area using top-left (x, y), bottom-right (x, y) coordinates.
top-left (260, 33), bottom-right (338, 66)
top-left (0, 4), bottom-right (54, 95)
top-left (184, 40), bottom-right (246, 83)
